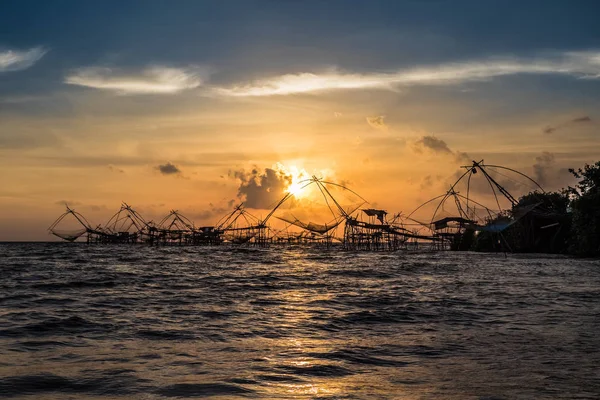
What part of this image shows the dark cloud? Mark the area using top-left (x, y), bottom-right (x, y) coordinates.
top-left (543, 115), bottom-right (592, 134)
top-left (229, 167), bottom-right (292, 209)
top-left (572, 116), bottom-right (592, 123)
top-left (414, 136), bottom-right (453, 154)
top-left (414, 136), bottom-right (471, 164)
top-left (157, 162), bottom-right (181, 175)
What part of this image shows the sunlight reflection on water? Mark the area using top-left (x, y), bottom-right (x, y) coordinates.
top-left (0, 243), bottom-right (599, 398)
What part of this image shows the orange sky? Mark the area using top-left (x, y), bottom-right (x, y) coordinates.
top-left (1, 87), bottom-right (597, 240)
top-left (2, 3), bottom-right (600, 240)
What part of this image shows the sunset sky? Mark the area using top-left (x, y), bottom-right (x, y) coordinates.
top-left (1, 1), bottom-right (600, 240)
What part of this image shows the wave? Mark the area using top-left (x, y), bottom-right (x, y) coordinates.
top-left (155, 383), bottom-right (254, 397)
top-left (0, 371), bottom-right (149, 397)
top-left (0, 316), bottom-right (114, 338)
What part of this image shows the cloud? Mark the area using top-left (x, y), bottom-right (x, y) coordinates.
top-left (215, 71), bottom-right (395, 97)
top-left (54, 200), bottom-right (82, 207)
top-left (532, 152), bottom-right (555, 186)
top-left (366, 115), bottom-right (387, 130)
top-left (543, 115), bottom-right (593, 134)
top-left (0, 47), bottom-right (47, 72)
top-left (229, 166), bottom-right (292, 209)
top-left (414, 136), bottom-right (453, 154)
top-left (157, 162), bottom-right (181, 175)
top-left (65, 66), bottom-right (204, 94)
top-left (215, 51), bottom-right (600, 96)
top-left (420, 175), bottom-right (438, 190)
top-left (454, 151), bottom-right (471, 164)
top-left (572, 116), bottom-right (592, 123)
top-left (413, 136), bottom-right (472, 167)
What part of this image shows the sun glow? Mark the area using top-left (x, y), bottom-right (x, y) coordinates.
top-left (286, 180), bottom-right (306, 196)
top-left (273, 163), bottom-right (314, 198)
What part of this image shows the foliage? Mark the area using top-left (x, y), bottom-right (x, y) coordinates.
top-left (568, 161), bottom-right (600, 197)
top-left (516, 190), bottom-right (570, 214)
top-left (470, 191), bottom-right (571, 254)
top-left (568, 162), bottom-right (600, 256)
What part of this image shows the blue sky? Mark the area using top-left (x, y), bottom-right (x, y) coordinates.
top-left (3, 1), bottom-right (600, 86)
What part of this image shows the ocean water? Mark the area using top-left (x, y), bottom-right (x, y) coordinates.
top-left (0, 243), bottom-right (599, 399)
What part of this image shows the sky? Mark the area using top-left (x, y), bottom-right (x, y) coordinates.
top-left (1, 0), bottom-right (600, 240)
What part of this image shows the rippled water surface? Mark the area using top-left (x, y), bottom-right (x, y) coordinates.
top-left (1, 243), bottom-right (599, 399)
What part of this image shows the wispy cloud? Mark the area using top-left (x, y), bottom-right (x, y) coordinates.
top-left (366, 115), bottom-right (388, 130)
top-left (215, 71), bottom-right (397, 97)
top-left (543, 115), bottom-right (593, 134)
top-left (572, 116), bottom-right (592, 123)
top-left (216, 51), bottom-right (600, 96)
top-left (0, 47), bottom-right (47, 72)
top-left (65, 66), bottom-right (204, 94)
top-left (532, 152), bottom-right (556, 186)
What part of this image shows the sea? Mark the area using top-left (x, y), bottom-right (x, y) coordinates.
top-left (1, 243), bottom-right (599, 399)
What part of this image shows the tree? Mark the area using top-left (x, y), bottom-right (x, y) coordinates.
top-left (568, 161), bottom-right (600, 256)
top-left (516, 190), bottom-right (570, 214)
top-left (471, 191), bottom-right (571, 253)
top-left (569, 162), bottom-right (600, 196)
top-left (513, 191), bottom-right (572, 253)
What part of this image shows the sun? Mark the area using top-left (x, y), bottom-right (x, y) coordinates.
top-left (285, 166), bottom-right (311, 198)
top-left (287, 180), bottom-right (305, 196)
top-left (273, 163), bottom-right (312, 198)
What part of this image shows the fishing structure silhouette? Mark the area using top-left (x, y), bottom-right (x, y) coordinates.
top-left (49, 160), bottom-right (562, 252)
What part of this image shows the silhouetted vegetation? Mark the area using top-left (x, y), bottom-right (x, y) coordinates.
top-left (567, 162), bottom-right (600, 257)
top-left (470, 161), bottom-right (600, 256)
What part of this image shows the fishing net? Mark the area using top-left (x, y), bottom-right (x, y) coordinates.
top-left (275, 216), bottom-right (341, 234)
top-left (50, 228), bottom-right (87, 242)
top-left (48, 207), bottom-right (91, 242)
